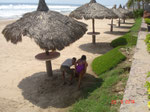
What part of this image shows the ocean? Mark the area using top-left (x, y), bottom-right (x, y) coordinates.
top-left (0, 3), bottom-right (112, 20)
top-left (0, 3), bottom-right (80, 20)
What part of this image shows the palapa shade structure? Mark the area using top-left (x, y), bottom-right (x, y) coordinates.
top-left (2, 0), bottom-right (87, 76)
top-left (112, 5), bottom-right (125, 27)
top-left (69, 0), bottom-right (118, 43)
top-left (118, 5), bottom-right (130, 23)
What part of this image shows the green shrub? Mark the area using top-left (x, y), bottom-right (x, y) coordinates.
top-left (145, 34), bottom-right (150, 44)
top-left (92, 47), bottom-right (126, 76)
top-left (111, 33), bottom-right (137, 48)
top-left (144, 18), bottom-right (150, 25)
top-left (130, 18), bottom-right (142, 33)
top-left (133, 9), bottom-right (144, 18)
top-left (110, 37), bottom-right (127, 47)
top-left (145, 34), bottom-right (150, 53)
top-left (147, 44), bottom-right (150, 52)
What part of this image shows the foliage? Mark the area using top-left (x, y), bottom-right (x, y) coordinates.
top-left (130, 18), bottom-right (142, 34)
top-left (92, 47), bottom-right (126, 76)
top-left (144, 18), bottom-right (150, 25)
top-left (110, 33), bottom-right (137, 47)
top-left (145, 81), bottom-right (150, 89)
top-left (147, 72), bottom-right (150, 78)
top-left (145, 34), bottom-right (150, 44)
top-left (145, 34), bottom-right (150, 53)
top-left (133, 9), bottom-right (144, 18)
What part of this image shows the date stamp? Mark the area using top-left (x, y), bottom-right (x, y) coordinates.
top-left (111, 100), bottom-right (135, 105)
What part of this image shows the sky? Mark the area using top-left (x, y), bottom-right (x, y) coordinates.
top-left (0, 0), bottom-right (128, 6)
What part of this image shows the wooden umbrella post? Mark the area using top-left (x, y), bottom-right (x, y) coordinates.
top-left (92, 18), bottom-right (96, 44)
top-left (45, 50), bottom-right (53, 77)
top-left (110, 18), bottom-right (113, 32)
top-left (118, 18), bottom-right (121, 27)
top-left (46, 60), bottom-right (53, 77)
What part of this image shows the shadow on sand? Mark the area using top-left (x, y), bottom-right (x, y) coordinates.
top-left (79, 42), bottom-right (112, 54)
top-left (104, 31), bottom-right (129, 35)
top-left (115, 26), bottom-right (132, 29)
top-left (18, 70), bottom-right (103, 109)
top-left (121, 22), bottom-right (134, 25)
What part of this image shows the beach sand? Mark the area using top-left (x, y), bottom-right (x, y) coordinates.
top-left (0, 18), bottom-right (134, 112)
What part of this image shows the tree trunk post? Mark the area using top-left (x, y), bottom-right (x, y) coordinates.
top-left (45, 50), bottom-right (53, 77)
top-left (46, 60), bottom-right (53, 77)
top-left (110, 19), bottom-right (113, 32)
top-left (92, 18), bottom-right (96, 44)
top-left (118, 18), bottom-right (121, 27)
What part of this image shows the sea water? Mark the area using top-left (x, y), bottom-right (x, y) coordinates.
top-left (0, 3), bottom-right (112, 20)
top-left (0, 3), bottom-right (79, 20)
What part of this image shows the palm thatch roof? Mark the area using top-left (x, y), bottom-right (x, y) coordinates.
top-left (112, 5), bottom-right (125, 19)
top-left (118, 4), bottom-right (130, 17)
top-left (69, 0), bottom-right (118, 19)
top-left (2, 0), bottom-right (87, 51)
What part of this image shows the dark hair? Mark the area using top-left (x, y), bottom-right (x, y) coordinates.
top-left (81, 55), bottom-right (86, 60)
top-left (72, 57), bottom-right (76, 61)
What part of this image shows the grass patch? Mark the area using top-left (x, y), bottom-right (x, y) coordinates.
top-left (92, 47), bottom-right (126, 76)
top-left (130, 18), bottom-right (142, 34)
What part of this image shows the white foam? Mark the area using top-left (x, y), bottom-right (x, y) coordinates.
top-left (0, 4), bottom-right (78, 19)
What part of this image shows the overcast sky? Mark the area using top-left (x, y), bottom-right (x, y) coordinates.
top-left (0, 0), bottom-right (128, 6)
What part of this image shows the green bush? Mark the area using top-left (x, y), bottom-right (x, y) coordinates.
top-left (144, 18), bottom-right (150, 25)
top-left (145, 34), bottom-right (150, 53)
top-left (110, 37), bottom-right (127, 47)
top-left (92, 47), bottom-right (126, 76)
top-left (145, 34), bottom-right (150, 44)
top-left (133, 9), bottom-right (144, 18)
top-left (130, 18), bottom-right (142, 33)
top-left (110, 33), bottom-right (137, 48)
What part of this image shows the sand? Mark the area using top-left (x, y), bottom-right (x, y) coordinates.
top-left (0, 18), bottom-right (134, 112)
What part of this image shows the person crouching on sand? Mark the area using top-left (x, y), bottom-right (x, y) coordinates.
top-left (75, 55), bottom-right (88, 89)
top-left (60, 57), bottom-right (76, 85)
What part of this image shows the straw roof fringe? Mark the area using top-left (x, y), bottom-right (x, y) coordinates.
top-left (2, 0), bottom-right (88, 51)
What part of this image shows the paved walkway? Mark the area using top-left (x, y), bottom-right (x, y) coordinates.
top-left (120, 20), bottom-right (150, 112)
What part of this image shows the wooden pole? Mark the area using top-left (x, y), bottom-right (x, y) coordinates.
top-left (118, 18), bottom-right (121, 27)
top-left (46, 60), bottom-right (53, 76)
top-left (110, 19), bottom-right (113, 32)
top-left (92, 18), bottom-right (96, 44)
top-left (45, 50), bottom-right (53, 77)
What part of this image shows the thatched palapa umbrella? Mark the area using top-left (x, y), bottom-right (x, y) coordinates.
top-left (112, 5), bottom-right (125, 27)
top-left (2, 0), bottom-right (87, 76)
top-left (69, 0), bottom-right (117, 43)
top-left (118, 5), bottom-right (130, 23)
